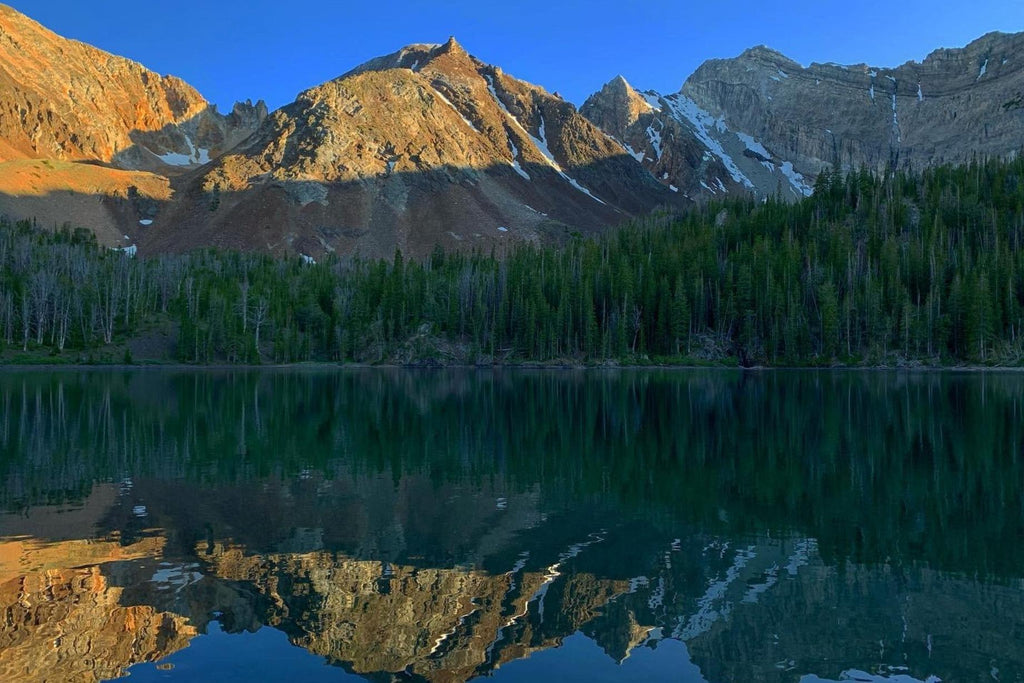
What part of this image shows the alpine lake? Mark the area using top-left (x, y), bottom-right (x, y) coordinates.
top-left (1, 368), bottom-right (1022, 682)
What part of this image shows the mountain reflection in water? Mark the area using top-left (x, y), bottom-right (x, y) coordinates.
top-left (0, 369), bottom-right (1022, 682)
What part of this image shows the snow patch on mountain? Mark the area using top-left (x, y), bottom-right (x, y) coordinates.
top-left (781, 161), bottom-right (813, 197)
top-left (736, 132), bottom-right (771, 159)
top-left (507, 138), bottom-right (530, 180)
top-left (622, 140), bottom-right (645, 162)
top-left (640, 91), bottom-right (663, 112)
top-left (646, 124), bottom-right (663, 160)
top-left (660, 93), bottom-right (754, 190)
top-left (157, 135), bottom-right (210, 167)
top-left (433, 88), bottom-right (480, 132)
top-left (485, 76), bottom-right (605, 204)
top-left (532, 115), bottom-right (558, 168)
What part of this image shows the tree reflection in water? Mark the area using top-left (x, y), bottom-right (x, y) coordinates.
top-left (0, 369), bottom-right (1022, 682)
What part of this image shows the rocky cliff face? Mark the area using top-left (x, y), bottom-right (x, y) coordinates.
top-left (136, 37), bottom-right (676, 258)
top-left (0, 537), bottom-right (196, 683)
top-left (0, 3), bottom-right (266, 247)
top-left (197, 545), bottom-right (631, 681)
top-left (583, 31), bottom-right (1024, 200)
top-left (683, 32), bottom-right (1024, 179)
top-left (580, 75), bottom-right (792, 200)
top-left (0, 4), bottom-right (264, 169)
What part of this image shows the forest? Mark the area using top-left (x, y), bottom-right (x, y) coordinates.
top-left (1, 156), bottom-right (1024, 366)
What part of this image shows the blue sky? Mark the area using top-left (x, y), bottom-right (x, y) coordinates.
top-left (10, 0), bottom-right (1024, 112)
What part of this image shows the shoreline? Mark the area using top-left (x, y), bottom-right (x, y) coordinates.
top-left (1, 361), bottom-right (1022, 373)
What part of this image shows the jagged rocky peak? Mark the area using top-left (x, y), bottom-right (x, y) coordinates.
top-left (150, 35), bottom-right (675, 259)
top-left (580, 75), bottom-right (656, 140)
top-left (228, 99), bottom-right (270, 128)
top-left (0, 3), bottom-right (262, 169)
top-left (609, 74), bottom-right (633, 89)
top-left (581, 66), bottom-right (818, 202)
top-left (439, 34), bottom-right (465, 55)
top-left (115, 98), bottom-right (268, 173)
top-left (738, 44), bottom-right (803, 68)
top-left (342, 36), bottom-right (469, 79)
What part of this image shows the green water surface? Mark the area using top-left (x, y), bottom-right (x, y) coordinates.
top-left (0, 369), bottom-right (1021, 682)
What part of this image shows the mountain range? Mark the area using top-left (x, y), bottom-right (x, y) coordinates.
top-left (1, 3), bottom-right (1021, 258)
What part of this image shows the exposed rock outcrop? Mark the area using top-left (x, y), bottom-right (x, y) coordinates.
top-left (0, 3), bottom-right (266, 246)
top-left (581, 75), bottom-right (782, 200)
top-left (138, 37), bottom-right (676, 258)
top-left (682, 33), bottom-right (1024, 178)
top-left (583, 32), bottom-right (1024, 200)
top-left (0, 4), bottom-right (264, 169)
top-left (196, 543), bottom-right (633, 681)
top-left (0, 537), bottom-right (196, 683)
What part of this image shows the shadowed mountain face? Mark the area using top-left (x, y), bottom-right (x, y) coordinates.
top-left (580, 75), bottom-right (786, 201)
top-left (2, 369), bottom-right (1024, 682)
top-left (141, 38), bottom-right (679, 258)
top-left (682, 33), bottom-right (1024, 177)
top-left (581, 32), bottom-right (1024, 201)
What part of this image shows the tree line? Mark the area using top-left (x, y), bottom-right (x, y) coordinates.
top-left (2, 156), bottom-right (1024, 365)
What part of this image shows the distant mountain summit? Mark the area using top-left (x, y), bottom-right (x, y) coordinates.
top-left (580, 75), bottom-right (804, 200)
top-left (582, 31), bottom-right (1024, 200)
top-left (683, 31), bottom-right (1024, 176)
top-left (127, 36), bottom-right (678, 257)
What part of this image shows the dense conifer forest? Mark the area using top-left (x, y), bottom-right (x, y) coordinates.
top-left (2, 157), bottom-right (1024, 366)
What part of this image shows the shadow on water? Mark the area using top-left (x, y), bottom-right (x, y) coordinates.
top-left (1, 368), bottom-right (1023, 682)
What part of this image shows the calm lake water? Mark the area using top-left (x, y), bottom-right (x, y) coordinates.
top-left (1, 368), bottom-right (1022, 682)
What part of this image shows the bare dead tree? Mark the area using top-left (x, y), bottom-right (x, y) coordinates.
top-left (20, 289), bottom-right (30, 351)
top-left (238, 276), bottom-right (250, 334)
top-left (30, 270), bottom-right (54, 345)
top-left (96, 264), bottom-right (119, 345)
top-left (251, 297), bottom-right (269, 360)
top-left (53, 284), bottom-right (72, 351)
top-left (0, 288), bottom-right (11, 346)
